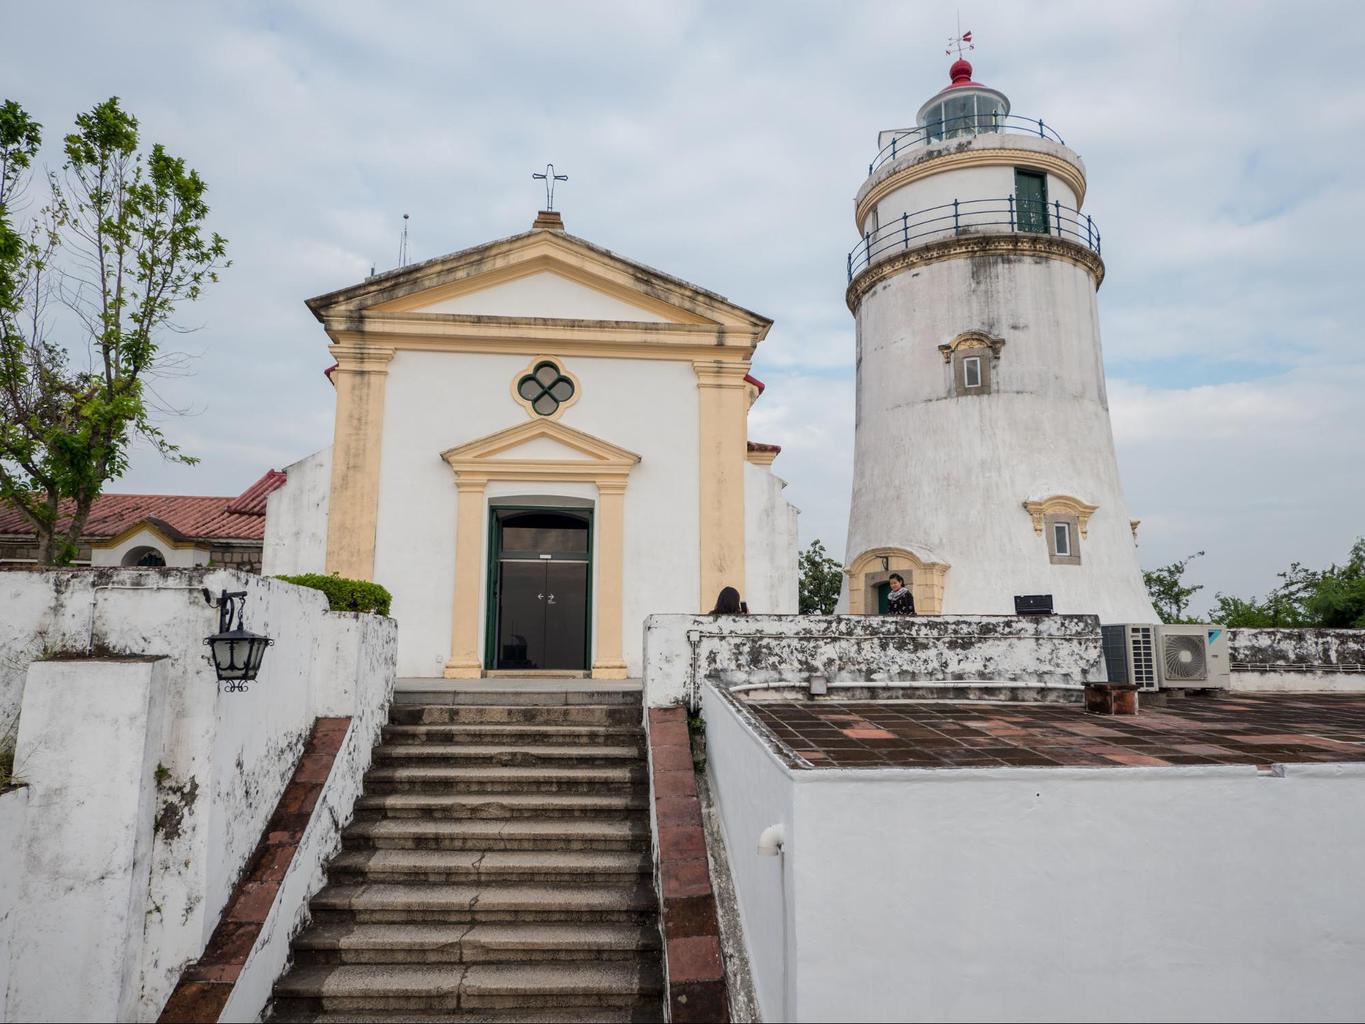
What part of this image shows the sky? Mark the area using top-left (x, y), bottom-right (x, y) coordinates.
top-left (4, 0), bottom-right (1363, 610)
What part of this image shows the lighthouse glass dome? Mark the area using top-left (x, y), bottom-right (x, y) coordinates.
top-left (915, 59), bottom-right (1010, 142)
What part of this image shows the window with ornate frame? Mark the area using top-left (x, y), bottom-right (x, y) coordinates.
top-left (1023, 495), bottom-right (1096, 567)
top-left (939, 331), bottom-right (1004, 397)
top-left (512, 357), bottom-right (581, 419)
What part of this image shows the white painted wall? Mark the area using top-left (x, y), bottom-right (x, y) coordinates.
top-left (744, 462), bottom-right (799, 615)
top-left (411, 269), bottom-right (670, 322)
top-left (0, 786), bottom-right (27, 1024)
top-left (701, 684), bottom-right (795, 1021)
top-left (8, 658), bottom-right (169, 1023)
top-left (262, 447), bottom-right (332, 577)
top-left (704, 683), bottom-right (1365, 1023)
top-left (0, 569), bottom-right (396, 1022)
top-left (374, 349), bottom-right (701, 677)
top-left (88, 525), bottom-right (209, 568)
top-left (220, 612), bottom-right (395, 1024)
top-left (845, 246), bottom-right (1156, 623)
top-left (642, 614), bottom-right (1104, 708)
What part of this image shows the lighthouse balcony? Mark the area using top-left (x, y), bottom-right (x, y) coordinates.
top-left (846, 197), bottom-right (1101, 283)
top-left (870, 113), bottom-right (1066, 176)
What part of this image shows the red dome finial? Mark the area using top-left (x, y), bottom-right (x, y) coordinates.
top-left (950, 58), bottom-right (973, 85)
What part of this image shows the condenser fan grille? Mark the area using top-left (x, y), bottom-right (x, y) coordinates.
top-left (1162, 634), bottom-right (1208, 681)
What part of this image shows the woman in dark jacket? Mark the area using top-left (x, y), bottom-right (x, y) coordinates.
top-left (886, 573), bottom-right (916, 615)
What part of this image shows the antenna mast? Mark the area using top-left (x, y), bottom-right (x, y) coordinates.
top-left (398, 213), bottom-right (410, 267)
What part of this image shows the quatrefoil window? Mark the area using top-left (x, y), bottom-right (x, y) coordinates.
top-left (517, 360), bottom-right (576, 417)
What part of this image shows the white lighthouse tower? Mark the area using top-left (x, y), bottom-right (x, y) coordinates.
top-left (840, 52), bottom-right (1157, 623)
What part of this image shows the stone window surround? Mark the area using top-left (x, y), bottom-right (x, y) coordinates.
top-left (844, 546), bottom-right (950, 615)
top-left (939, 331), bottom-right (1005, 397)
top-left (1046, 513), bottom-right (1082, 565)
top-left (511, 355), bottom-right (581, 421)
top-left (1023, 495), bottom-right (1098, 567)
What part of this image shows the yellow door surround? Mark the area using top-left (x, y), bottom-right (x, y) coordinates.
top-left (845, 546), bottom-right (950, 616)
top-left (439, 419), bottom-right (641, 680)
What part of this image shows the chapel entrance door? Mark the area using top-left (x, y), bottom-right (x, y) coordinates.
top-left (490, 509), bottom-right (591, 672)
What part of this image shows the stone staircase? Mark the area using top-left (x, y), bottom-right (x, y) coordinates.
top-left (269, 684), bottom-right (664, 1023)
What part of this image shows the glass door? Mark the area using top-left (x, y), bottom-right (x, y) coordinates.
top-left (490, 509), bottom-right (591, 671)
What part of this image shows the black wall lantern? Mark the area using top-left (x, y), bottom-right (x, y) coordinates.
top-left (203, 589), bottom-right (274, 692)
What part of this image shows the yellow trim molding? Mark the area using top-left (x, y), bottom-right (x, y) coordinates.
top-left (694, 360), bottom-right (750, 612)
top-left (745, 447), bottom-right (779, 468)
top-left (1023, 495), bottom-right (1100, 539)
top-left (847, 232), bottom-right (1104, 311)
top-left (439, 419), bottom-right (641, 680)
top-left (855, 146), bottom-right (1087, 232)
top-left (845, 546), bottom-right (950, 616)
top-left (324, 343), bottom-right (395, 581)
top-left (310, 229), bottom-right (773, 336)
top-left (938, 330), bottom-right (1005, 361)
top-left (90, 519), bottom-right (200, 552)
top-left (510, 355), bottom-right (582, 421)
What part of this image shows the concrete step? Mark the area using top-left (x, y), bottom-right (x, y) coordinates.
top-left (381, 723), bottom-right (644, 747)
top-left (363, 765), bottom-right (645, 795)
top-left (274, 961), bottom-right (663, 1012)
top-left (353, 791), bottom-right (649, 821)
top-left (270, 1009), bottom-right (662, 1024)
top-left (291, 921), bottom-right (661, 965)
top-left (373, 743), bottom-right (643, 768)
top-left (393, 688), bottom-right (642, 708)
top-left (327, 849), bottom-right (652, 886)
top-left (310, 882), bottom-right (657, 925)
top-left (388, 704), bottom-right (642, 727)
top-left (344, 817), bottom-right (649, 852)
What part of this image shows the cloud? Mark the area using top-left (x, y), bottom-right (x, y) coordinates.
top-left (3, 0), bottom-right (1362, 602)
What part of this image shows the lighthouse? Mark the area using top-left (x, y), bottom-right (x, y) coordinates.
top-left (839, 53), bottom-right (1157, 623)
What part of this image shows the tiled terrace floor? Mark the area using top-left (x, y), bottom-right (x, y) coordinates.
top-left (745, 694), bottom-right (1365, 769)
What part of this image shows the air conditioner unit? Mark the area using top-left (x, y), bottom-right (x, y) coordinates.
top-left (1102, 623), bottom-right (1230, 691)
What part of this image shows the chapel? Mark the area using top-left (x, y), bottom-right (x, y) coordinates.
top-left (264, 210), bottom-right (799, 679)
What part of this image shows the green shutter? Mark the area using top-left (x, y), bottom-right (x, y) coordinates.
top-left (1014, 169), bottom-right (1049, 235)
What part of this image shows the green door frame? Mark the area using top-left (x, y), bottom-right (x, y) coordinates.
top-left (483, 504), bottom-right (594, 672)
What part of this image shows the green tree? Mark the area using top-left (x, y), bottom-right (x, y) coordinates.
top-left (0, 97), bottom-right (227, 563)
top-left (798, 539), bottom-right (843, 614)
top-left (1142, 550), bottom-right (1204, 623)
top-left (1207, 538), bottom-right (1365, 628)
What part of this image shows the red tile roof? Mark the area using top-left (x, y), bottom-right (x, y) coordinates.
top-left (0, 470), bottom-right (287, 543)
top-left (225, 469), bottom-right (288, 516)
top-left (747, 441), bottom-right (782, 454)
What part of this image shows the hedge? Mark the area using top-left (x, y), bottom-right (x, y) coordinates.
top-left (276, 574), bottom-right (393, 616)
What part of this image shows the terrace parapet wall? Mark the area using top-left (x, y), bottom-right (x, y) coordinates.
top-left (643, 613), bottom-right (1106, 708)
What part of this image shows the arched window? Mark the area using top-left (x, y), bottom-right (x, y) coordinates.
top-left (122, 545), bottom-right (166, 567)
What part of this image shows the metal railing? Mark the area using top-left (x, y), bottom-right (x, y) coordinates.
top-left (869, 114), bottom-right (1066, 175)
top-left (847, 196), bottom-right (1101, 282)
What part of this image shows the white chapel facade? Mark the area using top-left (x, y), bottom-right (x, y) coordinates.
top-left (265, 212), bottom-right (799, 679)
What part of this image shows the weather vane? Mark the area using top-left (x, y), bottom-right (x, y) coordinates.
top-left (946, 14), bottom-right (974, 58)
top-left (532, 163), bottom-right (568, 211)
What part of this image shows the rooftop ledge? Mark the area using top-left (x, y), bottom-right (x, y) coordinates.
top-left (855, 133), bottom-right (1088, 223)
top-left (736, 691), bottom-right (1365, 771)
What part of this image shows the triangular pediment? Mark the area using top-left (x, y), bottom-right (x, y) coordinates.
top-left (307, 227), bottom-right (771, 334)
top-left (441, 419), bottom-right (641, 472)
top-left (404, 267), bottom-right (673, 323)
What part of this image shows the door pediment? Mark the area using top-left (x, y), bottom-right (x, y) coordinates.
top-left (441, 419), bottom-right (641, 485)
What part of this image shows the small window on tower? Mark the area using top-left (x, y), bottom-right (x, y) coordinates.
top-left (1053, 522), bottom-right (1071, 557)
top-left (1043, 513), bottom-right (1082, 566)
top-left (963, 356), bottom-right (982, 389)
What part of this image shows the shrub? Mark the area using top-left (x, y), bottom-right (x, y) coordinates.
top-left (276, 574), bottom-right (392, 616)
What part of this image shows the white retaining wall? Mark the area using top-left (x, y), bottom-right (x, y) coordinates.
top-left (1230, 627), bottom-right (1365, 692)
top-left (0, 568), bottom-right (396, 1022)
top-left (0, 786), bottom-right (27, 1024)
top-left (704, 683), bottom-right (1365, 1023)
top-left (643, 613), bottom-right (1104, 707)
